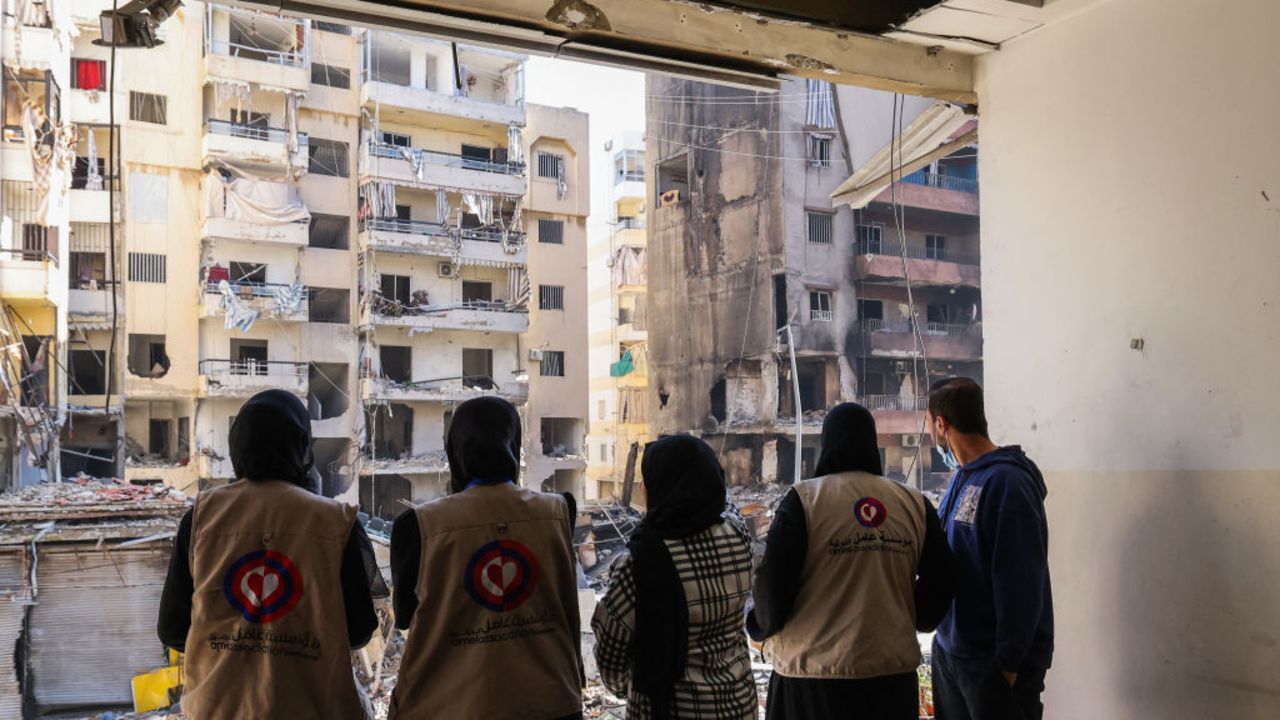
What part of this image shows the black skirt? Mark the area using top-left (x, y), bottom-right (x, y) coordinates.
top-left (765, 671), bottom-right (919, 720)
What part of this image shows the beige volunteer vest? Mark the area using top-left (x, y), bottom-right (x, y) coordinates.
top-left (764, 471), bottom-right (928, 679)
top-left (389, 483), bottom-right (582, 720)
top-left (182, 479), bottom-right (364, 720)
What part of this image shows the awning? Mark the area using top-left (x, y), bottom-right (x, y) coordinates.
top-left (830, 103), bottom-right (976, 210)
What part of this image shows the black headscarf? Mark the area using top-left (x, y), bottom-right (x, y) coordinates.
top-left (813, 402), bottom-right (884, 477)
top-left (445, 396), bottom-right (521, 494)
top-left (229, 389), bottom-right (315, 490)
top-left (627, 434), bottom-right (727, 719)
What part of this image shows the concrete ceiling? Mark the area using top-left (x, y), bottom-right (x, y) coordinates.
top-left (695, 1), bottom-right (949, 35)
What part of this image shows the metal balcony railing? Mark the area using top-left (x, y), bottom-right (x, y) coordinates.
top-left (367, 292), bottom-right (528, 318)
top-left (810, 309), bottom-right (833, 322)
top-left (615, 217), bottom-right (646, 231)
top-left (858, 319), bottom-right (981, 337)
top-left (856, 239), bottom-right (980, 266)
top-left (369, 374), bottom-right (529, 399)
top-left (615, 171), bottom-right (645, 184)
top-left (199, 359), bottom-right (308, 379)
top-left (203, 280), bottom-right (312, 300)
top-left (207, 40), bottom-right (306, 67)
top-left (205, 119), bottom-right (308, 146)
top-left (369, 142), bottom-right (524, 176)
top-left (361, 217), bottom-right (525, 245)
top-left (901, 170), bottom-right (979, 194)
top-left (0, 247), bottom-right (55, 263)
top-left (857, 395), bottom-right (929, 411)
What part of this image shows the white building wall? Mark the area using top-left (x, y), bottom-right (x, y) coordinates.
top-left (976, 0), bottom-right (1280, 717)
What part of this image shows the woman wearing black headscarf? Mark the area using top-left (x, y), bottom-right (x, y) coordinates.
top-left (157, 389), bottom-right (386, 719)
top-left (388, 396), bottom-right (584, 720)
top-left (592, 434), bottom-right (756, 720)
top-left (746, 403), bottom-right (954, 719)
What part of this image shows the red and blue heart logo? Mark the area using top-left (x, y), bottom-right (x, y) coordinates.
top-left (853, 496), bottom-right (888, 528)
top-left (223, 549), bottom-right (304, 624)
top-left (464, 540), bottom-right (539, 612)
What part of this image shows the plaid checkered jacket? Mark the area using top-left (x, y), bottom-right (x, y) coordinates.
top-left (592, 505), bottom-right (757, 719)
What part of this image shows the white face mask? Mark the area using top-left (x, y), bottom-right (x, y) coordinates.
top-left (936, 423), bottom-right (961, 471)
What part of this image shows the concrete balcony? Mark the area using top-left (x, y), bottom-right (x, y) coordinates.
top-left (201, 216), bottom-right (309, 247)
top-left (612, 219), bottom-right (647, 247)
top-left (361, 142), bottom-right (526, 196)
top-left (200, 282), bottom-right (310, 323)
top-left (204, 41), bottom-right (310, 94)
top-left (358, 218), bottom-right (526, 266)
top-left (198, 359), bottom-right (308, 398)
top-left (122, 375), bottom-right (190, 400)
top-left (202, 120), bottom-right (308, 172)
top-left (365, 299), bottom-right (529, 334)
top-left (858, 320), bottom-right (983, 361)
top-left (873, 171), bottom-right (979, 216)
top-left (855, 243), bottom-right (980, 288)
top-left (360, 450), bottom-right (449, 476)
top-left (361, 80), bottom-right (525, 128)
top-left (68, 187), bottom-right (115, 223)
top-left (124, 464), bottom-right (197, 494)
top-left (1, 22), bottom-right (53, 71)
top-left (68, 284), bottom-right (121, 320)
top-left (68, 89), bottom-right (126, 125)
top-left (360, 376), bottom-right (528, 405)
top-left (616, 321), bottom-right (646, 344)
top-left (0, 249), bottom-right (57, 303)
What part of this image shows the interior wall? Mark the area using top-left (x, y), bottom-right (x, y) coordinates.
top-left (975, 1), bottom-right (1280, 717)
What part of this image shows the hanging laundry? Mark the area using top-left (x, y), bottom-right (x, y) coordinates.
top-left (218, 280), bottom-right (260, 332)
top-left (85, 126), bottom-right (103, 191)
top-left (610, 350), bottom-right (635, 378)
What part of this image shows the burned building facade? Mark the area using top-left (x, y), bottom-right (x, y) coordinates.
top-left (646, 75), bottom-right (980, 492)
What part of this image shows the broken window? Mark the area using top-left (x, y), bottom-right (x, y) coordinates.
top-left (462, 281), bottom-right (492, 303)
top-left (540, 350), bottom-right (565, 377)
top-left (380, 274), bottom-right (410, 306)
top-left (127, 334), bottom-right (168, 377)
top-left (149, 419), bottom-right (172, 459)
top-left (129, 91), bottom-right (167, 125)
top-left (773, 273), bottom-right (788, 330)
top-left (2, 69), bottom-right (56, 141)
top-left (309, 138), bottom-right (350, 177)
top-left (656, 154), bottom-right (689, 206)
top-left (536, 151), bottom-right (565, 179)
top-left (177, 417), bottom-right (190, 458)
top-left (380, 346), bottom-right (412, 383)
top-left (381, 131), bottom-right (410, 148)
top-left (926, 233), bottom-right (947, 261)
top-left (359, 474), bottom-right (412, 520)
top-left (71, 59), bottom-right (107, 91)
top-left (127, 252), bottom-right (166, 283)
top-left (309, 213), bottom-right (349, 249)
top-left (856, 224), bottom-right (884, 254)
top-left (311, 63), bottom-right (351, 89)
top-left (231, 339), bottom-right (268, 375)
top-left (309, 288), bottom-right (350, 323)
top-left (538, 218), bottom-right (564, 244)
top-left (709, 377), bottom-right (727, 423)
top-left (229, 109), bottom-right (270, 131)
top-left (797, 360), bottom-right (827, 411)
top-left (460, 144), bottom-right (491, 170)
top-left (539, 284), bottom-right (565, 310)
top-left (541, 417), bottom-right (580, 455)
top-left (806, 134), bottom-right (832, 168)
top-left (69, 349), bottom-right (110, 395)
top-left (861, 372), bottom-right (887, 396)
top-left (858, 298), bottom-right (884, 322)
top-left (229, 261), bottom-right (266, 285)
top-left (927, 304), bottom-right (951, 325)
top-left (308, 363), bottom-right (349, 419)
top-left (68, 251), bottom-right (106, 288)
top-left (809, 290), bottom-right (833, 322)
top-left (462, 348), bottom-right (493, 388)
top-left (806, 211), bottom-right (834, 245)
top-left (367, 403), bottom-right (413, 457)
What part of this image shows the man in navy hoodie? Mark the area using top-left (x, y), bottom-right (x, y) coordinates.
top-left (928, 378), bottom-right (1053, 720)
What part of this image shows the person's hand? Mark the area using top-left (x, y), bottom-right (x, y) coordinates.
top-left (1002, 671), bottom-right (1018, 687)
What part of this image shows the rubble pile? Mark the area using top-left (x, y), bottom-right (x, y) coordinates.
top-left (0, 477), bottom-right (189, 523)
top-left (574, 502), bottom-right (642, 589)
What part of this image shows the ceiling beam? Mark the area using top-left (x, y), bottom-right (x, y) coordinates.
top-left (235, 0), bottom-right (977, 102)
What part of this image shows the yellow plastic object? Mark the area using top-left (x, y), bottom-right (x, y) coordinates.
top-left (132, 664), bottom-right (183, 713)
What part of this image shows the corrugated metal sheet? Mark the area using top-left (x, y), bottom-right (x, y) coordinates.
top-left (28, 547), bottom-right (169, 711)
top-left (0, 548), bottom-right (31, 719)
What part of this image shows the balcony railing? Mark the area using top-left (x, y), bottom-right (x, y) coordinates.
top-left (205, 119), bottom-right (306, 146)
top-left (858, 319), bottom-right (980, 337)
top-left (207, 40), bottom-right (305, 67)
top-left (203, 280), bottom-right (312, 299)
top-left (615, 217), bottom-right (646, 231)
top-left (368, 374), bottom-right (529, 401)
top-left (361, 217), bottom-right (525, 245)
top-left (199, 359), bottom-right (307, 379)
top-left (370, 142), bottom-right (524, 176)
top-left (901, 171), bottom-right (978, 194)
top-left (857, 239), bottom-right (979, 266)
top-left (810, 309), bottom-right (833, 322)
top-left (857, 395), bottom-right (928, 412)
top-left (0, 246), bottom-right (56, 263)
top-left (615, 171), bottom-right (645, 184)
top-left (369, 292), bottom-right (528, 319)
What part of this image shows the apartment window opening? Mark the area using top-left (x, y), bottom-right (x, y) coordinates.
top-left (129, 91), bottom-right (167, 125)
top-left (857, 224), bottom-right (884, 254)
top-left (308, 213), bottom-right (349, 249)
top-left (807, 211), bottom-right (834, 245)
top-left (462, 348), bottom-right (494, 389)
top-left (380, 274), bottom-right (411, 306)
top-left (926, 233), bottom-right (948, 261)
top-left (309, 139), bottom-right (349, 177)
top-left (539, 284), bottom-right (565, 310)
top-left (809, 290), bottom-right (833, 322)
top-left (540, 351), bottom-right (565, 377)
top-left (538, 218), bottom-right (564, 244)
top-left (127, 252), bottom-right (166, 283)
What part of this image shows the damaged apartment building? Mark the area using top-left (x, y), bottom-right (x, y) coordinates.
top-left (1, 1), bottom-right (590, 513)
top-left (646, 76), bottom-right (980, 493)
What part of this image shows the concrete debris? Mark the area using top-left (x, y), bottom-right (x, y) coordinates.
top-left (575, 502), bottom-right (642, 589)
top-left (0, 476), bottom-right (189, 523)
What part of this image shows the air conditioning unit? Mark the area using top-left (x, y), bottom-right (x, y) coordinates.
top-left (659, 189), bottom-right (681, 207)
top-left (528, 348), bottom-right (544, 362)
top-left (437, 261), bottom-right (457, 278)
top-left (903, 435), bottom-right (921, 448)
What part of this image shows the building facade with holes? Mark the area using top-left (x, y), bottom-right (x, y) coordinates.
top-left (646, 74), bottom-right (981, 494)
top-left (1, 3), bottom-right (590, 515)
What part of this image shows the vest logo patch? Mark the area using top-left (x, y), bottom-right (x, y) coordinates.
top-left (223, 549), bottom-right (304, 624)
top-left (464, 540), bottom-right (539, 612)
top-left (953, 485), bottom-right (983, 526)
top-left (853, 496), bottom-right (888, 528)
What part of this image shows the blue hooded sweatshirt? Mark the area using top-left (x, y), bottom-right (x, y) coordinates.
top-left (936, 446), bottom-right (1054, 671)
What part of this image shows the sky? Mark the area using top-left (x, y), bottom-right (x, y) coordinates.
top-left (524, 57), bottom-right (645, 237)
